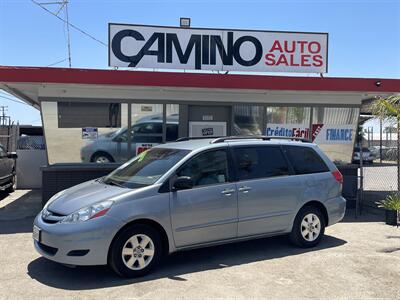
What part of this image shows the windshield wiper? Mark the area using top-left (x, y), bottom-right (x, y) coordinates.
top-left (104, 179), bottom-right (125, 188)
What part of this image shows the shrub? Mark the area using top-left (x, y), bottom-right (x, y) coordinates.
top-left (376, 193), bottom-right (400, 211)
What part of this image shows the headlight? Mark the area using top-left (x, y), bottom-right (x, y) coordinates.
top-left (61, 200), bottom-right (114, 223)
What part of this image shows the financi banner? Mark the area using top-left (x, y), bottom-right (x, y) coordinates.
top-left (109, 24), bottom-right (328, 73)
top-left (266, 124), bottom-right (354, 144)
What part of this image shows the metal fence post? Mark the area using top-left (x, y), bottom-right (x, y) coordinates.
top-left (380, 119), bottom-right (383, 163)
top-left (397, 119), bottom-right (400, 195)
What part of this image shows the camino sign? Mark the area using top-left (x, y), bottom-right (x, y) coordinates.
top-left (109, 23), bottom-right (328, 73)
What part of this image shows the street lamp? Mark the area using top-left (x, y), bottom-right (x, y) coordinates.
top-left (180, 17), bottom-right (191, 28)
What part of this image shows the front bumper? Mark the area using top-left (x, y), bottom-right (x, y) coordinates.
top-left (33, 213), bottom-right (124, 266)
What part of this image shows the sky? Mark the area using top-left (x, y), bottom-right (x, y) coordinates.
top-left (0, 0), bottom-right (399, 126)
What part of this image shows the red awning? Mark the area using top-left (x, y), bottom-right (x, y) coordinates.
top-left (0, 66), bottom-right (399, 93)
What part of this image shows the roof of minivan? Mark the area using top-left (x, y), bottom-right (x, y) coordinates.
top-left (156, 138), bottom-right (315, 151)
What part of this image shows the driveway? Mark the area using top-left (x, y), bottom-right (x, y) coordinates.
top-left (1, 190), bottom-right (400, 299)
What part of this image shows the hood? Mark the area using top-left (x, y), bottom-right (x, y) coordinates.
top-left (47, 180), bottom-right (130, 215)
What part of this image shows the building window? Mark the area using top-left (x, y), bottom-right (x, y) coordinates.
top-left (58, 102), bottom-right (121, 128)
top-left (42, 101), bottom-right (181, 165)
top-left (233, 105), bottom-right (264, 135)
top-left (266, 107), bottom-right (311, 139)
top-left (42, 101), bottom-right (127, 164)
top-left (312, 107), bottom-right (359, 164)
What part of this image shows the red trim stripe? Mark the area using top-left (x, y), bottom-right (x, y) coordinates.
top-left (0, 66), bottom-right (399, 93)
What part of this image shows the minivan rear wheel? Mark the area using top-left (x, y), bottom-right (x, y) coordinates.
top-left (109, 224), bottom-right (162, 278)
top-left (91, 152), bottom-right (114, 163)
top-left (290, 206), bottom-right (325, 248)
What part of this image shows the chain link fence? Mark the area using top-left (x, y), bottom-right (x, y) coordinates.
top-left (360, 123), bottom-right (399, 213)
top-left (17, 135), bottom-right (46, 150)
top-left (0, 124), bottom-right (19, 152)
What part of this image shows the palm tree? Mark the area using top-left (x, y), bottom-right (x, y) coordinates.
top-left (373, 95), bottom-right (400, 193)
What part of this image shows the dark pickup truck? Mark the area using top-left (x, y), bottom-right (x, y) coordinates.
top-left (0, 144), bottom-right (17, 193)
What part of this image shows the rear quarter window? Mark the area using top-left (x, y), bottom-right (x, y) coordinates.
top-left (284, 146), bottom-right (329, 175)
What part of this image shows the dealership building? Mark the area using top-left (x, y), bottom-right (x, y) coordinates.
top-left (1, 23), bottom-right (399, 202)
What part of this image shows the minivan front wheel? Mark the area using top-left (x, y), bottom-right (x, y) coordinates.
top-left (290, 206), bottom-right (325, 248)
top-left (109, 224), bottom-right (162, 278)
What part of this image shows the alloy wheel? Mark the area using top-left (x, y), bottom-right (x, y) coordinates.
top-left (95, 156), bottom-right (110, 163)
top-left (121, 234), bottom-right (155, 270)
top-left (300, 213), bottom-right (321, 242)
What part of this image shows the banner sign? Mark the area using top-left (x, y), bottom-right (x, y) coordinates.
top-left (189, 121), bottom-right (227, 137)
top-left (136, 143), bottom-right (155, 155)
top-left (82, 127), bottom-right (98, 139)
top-left (109, 24), bottom-right (328, 73)
top-left (266, 124), bottom-right (354, 144)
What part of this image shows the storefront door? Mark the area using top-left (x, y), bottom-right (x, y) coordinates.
top-left (188, 105), bottom-right (230, 137)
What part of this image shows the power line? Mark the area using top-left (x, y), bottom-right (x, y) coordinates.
top-left (31, 0), bottom-right (107, 47)
top-left (46, 57), bottom-right (68, 67)
top-left (0, 95), bottom-right (32, 106)
top-left (55, 1), bottom-right (67, 15)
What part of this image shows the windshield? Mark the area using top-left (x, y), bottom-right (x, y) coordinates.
top-left (102, 148), bottom-right (190, 188)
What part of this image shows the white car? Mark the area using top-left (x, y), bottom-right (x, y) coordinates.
top-left (352, 147), bottom-right (374, 164)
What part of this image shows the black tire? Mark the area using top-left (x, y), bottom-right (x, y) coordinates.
top-left (109, 224), bottom-right (163, 278)
top-left (5, 175), bottom-right (16, 193)
top-left (91, 152), bottom-right (114, 163)
top-left (289, 205), bottom-right (325, 248)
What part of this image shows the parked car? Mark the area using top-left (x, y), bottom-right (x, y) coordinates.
top-left (352, 146), bottom-right (374, 164)
top-left (0, 143), bottom-right (17, 193)
top-left (81, 118), bottom-right (178, 163)
top-left (34, 136), bottom-right (346, 277)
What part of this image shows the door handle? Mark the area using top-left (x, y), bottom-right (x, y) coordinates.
top-left (238, 186), bottom-right (252, 193)
top-left (221, 188), bottom-right (235, 196)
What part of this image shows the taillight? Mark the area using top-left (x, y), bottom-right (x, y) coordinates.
top-left (331, 170), bottom-right (343, 184)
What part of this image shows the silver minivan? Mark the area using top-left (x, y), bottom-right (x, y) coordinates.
top-left (33, 136), bottom-right (346, 277)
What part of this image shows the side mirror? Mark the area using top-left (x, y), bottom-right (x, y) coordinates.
top-left (112, 136), bottom-right (123, 143)
top-left (7, 152), bottom-right (17, 159)
top-left (173, 176), bottom-right (193, 191)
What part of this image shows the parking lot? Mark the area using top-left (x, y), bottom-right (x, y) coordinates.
top-left (1, 190), bottom-right (400, 299)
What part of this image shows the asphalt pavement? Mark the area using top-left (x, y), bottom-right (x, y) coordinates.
top-left (0, 190), bottom-right (400, 299)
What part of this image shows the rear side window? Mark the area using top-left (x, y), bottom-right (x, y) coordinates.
top-left (284, 146), bottom-right (329, 175)
top-left (233, 146), bottom-right (290, 181)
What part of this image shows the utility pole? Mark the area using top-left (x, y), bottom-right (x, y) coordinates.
top-left (0, 106), bottom-right (8, 125)
top-left (64, 0), bottom-right (72, 67)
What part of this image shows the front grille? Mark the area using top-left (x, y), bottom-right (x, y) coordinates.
top-left (42, 208), bottom-right (66, 224)
top-left (36, 241), bottom-right (58, 256)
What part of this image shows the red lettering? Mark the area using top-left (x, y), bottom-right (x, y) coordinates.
top-left (265, 53), bottom-right (276, 65)
top-left (284, 41), bottom-right (295, 53)
top-left (308, 41), bottom-right (321, 54)
top-left (297, 41), bottom-right (308, 53)
top-left (312, 55), bottom-right (323, 67)
top-left (301, 54), bottom-right (312, 66)
top-left (269, 40), bottom-right (284, 52)
top-left (289, 54), bottom-right (300, 66)
top-left (276, 54), bottom-right (289, 66)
